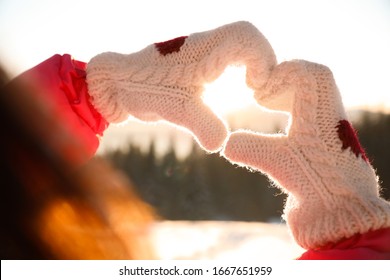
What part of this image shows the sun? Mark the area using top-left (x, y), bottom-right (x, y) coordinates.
top-left (202, 65), bottom-right (257, 116)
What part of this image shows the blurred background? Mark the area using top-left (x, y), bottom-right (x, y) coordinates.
top-left (1, 0), bottom-right (389, 258)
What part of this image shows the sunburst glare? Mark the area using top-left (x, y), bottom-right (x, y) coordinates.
top-left (202, 66), bottom-right (258, 116)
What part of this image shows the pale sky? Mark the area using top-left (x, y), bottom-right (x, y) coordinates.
top-left (1, 0), bottom-right (390, 112)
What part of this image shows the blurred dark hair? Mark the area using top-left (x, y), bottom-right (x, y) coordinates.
top-left (0, 65), bottom-right (155, 259)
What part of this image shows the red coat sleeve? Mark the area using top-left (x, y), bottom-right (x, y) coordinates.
top-left (12, 54), bottom-right (109, 162)
top-left (297, 227), bottom-right (390, 260)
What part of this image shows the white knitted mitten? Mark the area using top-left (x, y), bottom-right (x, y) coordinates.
top-left (86, 21), bottom-right (276, 152)
top-left (223, 60), bottom-right (390, 249)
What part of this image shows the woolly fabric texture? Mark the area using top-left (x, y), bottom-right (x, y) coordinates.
top-left (224, 60), bottom-right (390, 250)
top-left (86, 21), bottom-right (276, 152)
top-left (87, 20), bottom-right (390, 250)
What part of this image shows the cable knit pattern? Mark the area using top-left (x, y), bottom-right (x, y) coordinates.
top-left (87, 20), bottom-right (390, 250)
top-left (86, 21), bottom-right (276, 152)
top-left (224, 60), bottom-right (390, 250)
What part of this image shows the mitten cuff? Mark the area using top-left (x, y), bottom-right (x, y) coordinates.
top-left (285, 193), bottom-right (390, 250)
top-left (86, 52), bottom-right (130, 123)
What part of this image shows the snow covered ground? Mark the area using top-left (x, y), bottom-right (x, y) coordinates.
top-left (148, 221), bottom-right (305, 260)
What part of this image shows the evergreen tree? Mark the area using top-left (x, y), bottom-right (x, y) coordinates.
top-left (354, 112), bottom-right (390, 200)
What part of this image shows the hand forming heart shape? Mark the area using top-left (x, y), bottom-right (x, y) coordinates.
top-left (87, 21), bottom-right (390, 251)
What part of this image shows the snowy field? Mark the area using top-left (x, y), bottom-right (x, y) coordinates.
top-left (148, 221), bottom-right (304, 260)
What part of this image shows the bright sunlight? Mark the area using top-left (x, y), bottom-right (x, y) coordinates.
top-left (202, 66), bottom-right (257, 116)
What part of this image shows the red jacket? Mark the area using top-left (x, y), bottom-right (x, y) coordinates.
top-left (297, 228), bottom-right (390, 260)
top-left (13, 54), bottom-right (390, 260)
top-left (12, 54), bottom-right (108, 162)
